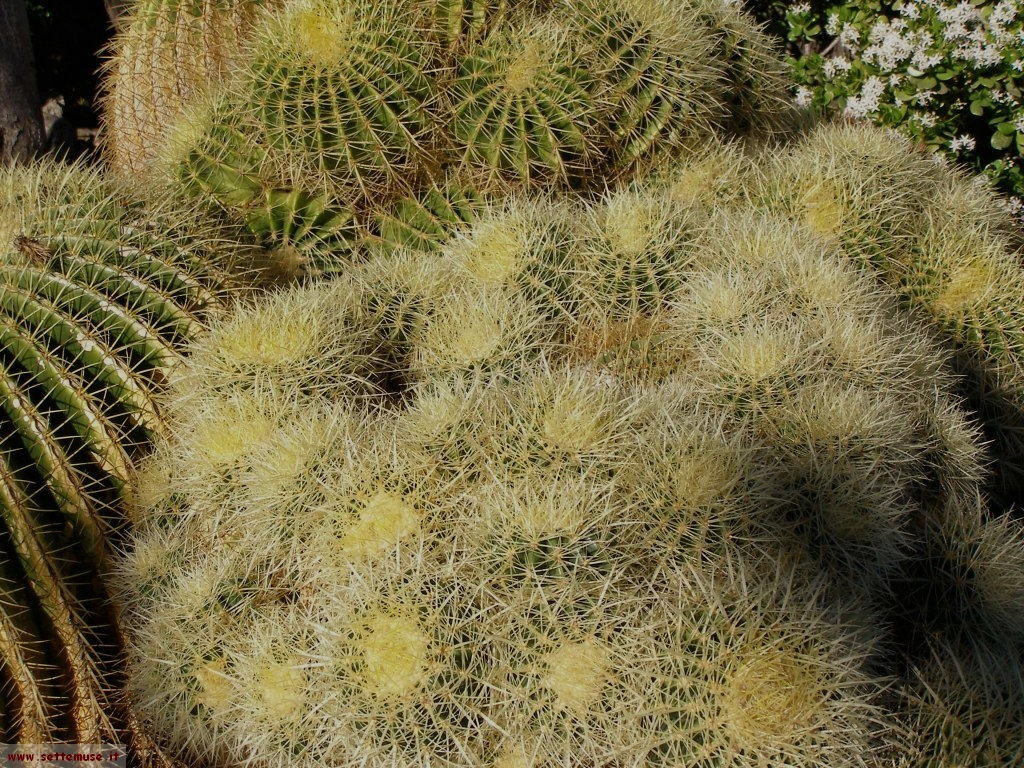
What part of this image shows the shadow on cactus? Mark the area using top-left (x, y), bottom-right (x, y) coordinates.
top-left (899, 638), bottom-right (1024, 768)
top-left (0, 161), bottom-right (228, 750)
top-left (748, 121), bottom-right (1024, 511)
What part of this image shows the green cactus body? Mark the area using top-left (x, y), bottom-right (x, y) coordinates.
top-left (147, 0), bottom-right (791, 275)
top-left (0, 550), bottom-right (58, 743)
top-left (101, 0), bottom-right (276, 176)
top-left (692, 0), bottom-right (793, 138)
top-left (565, 0), bottom-right (724, 165)
top-left (449, 18), bottom-right (598, 184)
top-left (0, 162), bottom-right (226, 747)
top-left (249, 0), bottom-right (438, 192)
top-left (429, 0), bottom-right (549, 48)
top-left (368, 177), bottom-right (487, 253)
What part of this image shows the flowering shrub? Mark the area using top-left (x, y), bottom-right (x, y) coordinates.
top-left (749, 0), bottom-right (1024, 217)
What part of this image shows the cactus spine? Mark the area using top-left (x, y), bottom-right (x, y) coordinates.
top-left (101, 0), bottom-right (276, 176)
top-left (0, 161), bottom-right (226, 747)
top-left (749, 121), bottom-right (1024, 507)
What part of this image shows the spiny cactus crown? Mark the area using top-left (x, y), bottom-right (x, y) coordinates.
top-left (741, 121), bottom-right (1024, 508)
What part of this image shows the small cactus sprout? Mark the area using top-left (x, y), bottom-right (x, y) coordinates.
top-left (178, 277), bottom-right (389, 400)
top-left (657, 136), bottom-right (753, 208)
top-left (900, 639), bottom-right (1024, 768)
top-left (409, 284), bottom-right (554, 381)
top-left (101, 0), bottom-right (276, 176)
top-left (397, 361), bottom-right (648, 487)
top-left (148, 0), bottom-right (791, 273)
top-left (0, 160), bottom-right (227, 747)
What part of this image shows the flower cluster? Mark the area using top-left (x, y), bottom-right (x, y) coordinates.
top-left (748, 0), bottom-right (1024, 216)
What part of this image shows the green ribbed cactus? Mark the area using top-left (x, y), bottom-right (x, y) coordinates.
top-left (150, 0), bottom-right (789, 277)
top-left (0, 161), bottom-right (226, 750)
top-left (117, 180), bottom-right (1008, 767)
top-left (100, 0), bottom-right (277, 176)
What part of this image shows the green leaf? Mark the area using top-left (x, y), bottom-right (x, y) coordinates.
top-left (992, 131), bottom-right (1014, 150)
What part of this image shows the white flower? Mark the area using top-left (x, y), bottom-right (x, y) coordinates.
top-left (992, 90), bottom-right (1019, 106)
top-left (914, 90), bottom-right (935, 106)
top-left (991, 0), bottom-right (1018, 29)
top-left (956, 42), bottom-right (1004, 68)
top-left (794, 86), bottom-right (813, 107)
top-left (938, 2), bottom-right (982, 42)
top-left (1014, 116), bottom-right (1024, 133)
top-left (826, 12), bottom-right (841, 35)
top-left (863, 19), bottom-right (915, 70)
top-left (822, 56), bottom-right (853, 78)
top-left (949, 134), bottom-right (976, 152)
top-left (839, 23), bottom-right (862, 51)
top-left (998, 196), bottom-right (1024, 222)
top-left (911, 49), bottom-right (943, 71)
top-left (901, 2), bottom-right (921, 20)
top-left (790, 2), bottom-right (811, 15)
top-left (914, 112), bottom-right (938, 128)
top-left (844, 76), bottom-right (886, 118)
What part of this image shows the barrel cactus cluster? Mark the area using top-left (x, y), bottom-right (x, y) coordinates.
top-left (118, 178), bottom-right (1024, 766)
top-left (0, 0), bottom-right (1022, 765)
top-left (114, 0), bottom-right (791, 277)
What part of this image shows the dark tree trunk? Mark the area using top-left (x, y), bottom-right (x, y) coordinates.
top-left (0, 0), bottom-right (44, 164)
